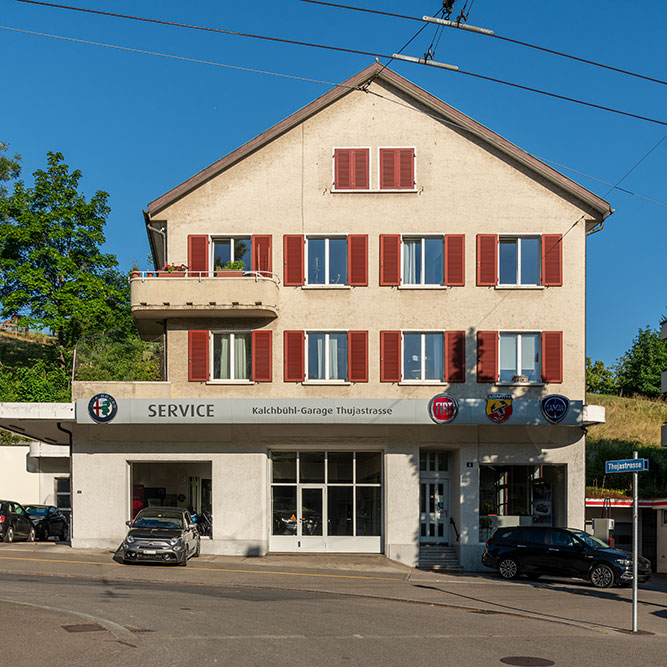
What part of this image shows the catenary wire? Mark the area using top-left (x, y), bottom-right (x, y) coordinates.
top-left (7, 2), bottom-right (667, 126)
top-left (1, 25), bottom-right (663, 209)
top-left (292, 0), bottom-right (667, 86)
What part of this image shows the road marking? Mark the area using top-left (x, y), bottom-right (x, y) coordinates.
top-left (0, 555), bottom-right (403, 582)
top-left (0, 595), bottom-right (138, 646)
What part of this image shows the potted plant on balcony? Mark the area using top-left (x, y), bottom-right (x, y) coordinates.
top-left (158, 263), bottom-right (188, 277)
top-left (214, 260), bottom-right (245, 277)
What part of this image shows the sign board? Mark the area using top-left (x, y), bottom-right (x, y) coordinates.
top-left (605, 458), bottom-right (649, 474)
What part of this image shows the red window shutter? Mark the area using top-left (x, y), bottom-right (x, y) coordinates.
top-left (380, 234), bottom-right (401, 286)
top-left (380, 331), bottom-right (401, 382)
top-left (348, 235), bottom-right (368, 286)
top-left (252, 330), bottom-right (272, 382)
top-left (283, 235), bottom-right (304, 286)
top-left (541, 234), bottom-right (563, 286)
top-left (445, 331), bottom-right (466, 383)
top-left (252, 235), bottom-right (272, 277)
top-left (541, 331), bottom-right (563, 383)
top-left (284, 331), bottom-right (305, 382)
top-left (476, 234), bottom-right (497, 286)
top-left (380, 149), bottom-right (415, 189)
top-left (188, 330), bottom-right (209, 382)
top-left (477, 331), bottom-right (498, 383)
top-left (348, 331), bottom-right (368, 382)
top-left (334, 149), bottom-right (369, 190)
top-left (188, 235), bottom-right (209, 276)
top-left (445, 234), bottom-right (465, 286)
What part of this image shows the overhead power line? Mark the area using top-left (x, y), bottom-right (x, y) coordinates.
top-left (9, 1), bottom-right (667, 127)
top-left (3, 24), bottom-right (663, 209)
top-left (293, 0), bottom-right (667, 86)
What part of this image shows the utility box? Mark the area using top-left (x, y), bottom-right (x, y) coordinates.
top-left (592, 518), bottom-right (615, 542)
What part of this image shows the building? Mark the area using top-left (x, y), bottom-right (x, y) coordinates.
top-left (0, 440), bottom-right (70, 515)
top-left (662, 318), bottom-right (667, 446)
top-left (0, 64), bottom-right (610, 570)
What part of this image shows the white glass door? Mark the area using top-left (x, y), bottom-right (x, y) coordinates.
top-left (419, 451), bottom-right (450, 544)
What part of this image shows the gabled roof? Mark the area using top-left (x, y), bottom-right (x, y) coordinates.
top-left (146, 62), bottom-right (612, 219)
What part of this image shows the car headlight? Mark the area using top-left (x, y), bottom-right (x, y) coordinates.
top-left (31, 519), bottom-right (41, 525)
top-left (616, 558), bottom-right (632, 567)
top-left (169, 538), bottom-right (179, 545)
top-left (125, 536), bottom-right (135, 544)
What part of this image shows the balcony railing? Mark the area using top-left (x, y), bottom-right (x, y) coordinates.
top-left (130, 270), bottom-right (280, 337)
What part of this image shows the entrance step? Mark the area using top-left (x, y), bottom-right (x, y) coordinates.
top-left (418, 544), bottom-right (463, 571)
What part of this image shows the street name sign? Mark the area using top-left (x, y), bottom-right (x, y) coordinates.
top-left (605, 458), bottom-right (649, 474)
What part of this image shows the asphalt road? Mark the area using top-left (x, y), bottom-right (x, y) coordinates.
top-left (1, 544), bottom-right (666, 666)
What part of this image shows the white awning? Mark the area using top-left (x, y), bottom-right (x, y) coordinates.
top-left (0, 402), bottom-right (75, 446)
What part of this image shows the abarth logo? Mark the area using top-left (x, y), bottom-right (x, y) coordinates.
top-left (88, 393), bottom-right (118, 423)
top-left (486, 394), bottom-right (512, 424)
top-left (541, 394), bottom-right (569, 424)
top-left (428, 394), bottom-right (459, 424)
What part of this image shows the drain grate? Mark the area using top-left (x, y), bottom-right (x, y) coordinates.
top-left (500, 658), bottom-right (555, 667)
top-left (62, 624), bottom-right (105, 633)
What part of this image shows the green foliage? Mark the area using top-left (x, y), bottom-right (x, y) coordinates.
top-left (0, 142), bottom-right (21, 198)
top-left (586, 439), bottom-right (667, 498)
top-left (615, 326), bottom-right (667, 398)
top-left (74, 330), bottom-right (163, 382)
top-left (0, 152), bottom-right (128, 353)
top-left (222, 260), bottom-right (245, 270)
top-left (0, 359), bottom-right (70, 402)
top-left (586, 357), bottom-right (618, 394)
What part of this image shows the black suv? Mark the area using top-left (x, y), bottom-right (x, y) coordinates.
top-left (482, 525), bottom-right (651, 588)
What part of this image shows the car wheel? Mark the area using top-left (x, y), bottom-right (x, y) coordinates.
top-left (177, 554), bottom-right (188, 567)
top-left (498, 557), bottom-right (520, 580)
top-left (3, 526), bottom-right (14, 543)
top-left (27, 527), bottom-right (35, 543)
top-left (59, 525), bottom-right (68, 542)
top-left (589, 563), bottom-right (615, 588)
top-left (194, 539), bottom-right (200, 558)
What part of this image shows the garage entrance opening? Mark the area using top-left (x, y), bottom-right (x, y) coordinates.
top-left (130, 462), bottom-right (212, 535)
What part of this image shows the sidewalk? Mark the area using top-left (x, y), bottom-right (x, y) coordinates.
top-left (1, 542), bottom-right (665, 636)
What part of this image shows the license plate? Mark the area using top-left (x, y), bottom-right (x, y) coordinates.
top-left (143, 549), bottom-right (156, 555)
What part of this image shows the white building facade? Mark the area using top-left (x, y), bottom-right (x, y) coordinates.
top-left (0, 65), bottom-right (609, 570)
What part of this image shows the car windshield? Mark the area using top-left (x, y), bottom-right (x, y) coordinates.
top-left (24, 506), bottom-right (49, 516)
top-left (571, 530), bottom-right (610, 549)
top-left (133, 515), bottom-right (184, 530)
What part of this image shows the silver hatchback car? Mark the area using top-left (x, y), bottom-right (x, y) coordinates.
top-left (120, 508), bottom-right (200, 566)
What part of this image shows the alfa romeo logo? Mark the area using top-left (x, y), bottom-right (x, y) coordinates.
top-left (428, 394), bottom-right (459, 424)
top-left (88, 393), bottom-right (118, 423)
top-left (486, 394), bottom-right (513, 424)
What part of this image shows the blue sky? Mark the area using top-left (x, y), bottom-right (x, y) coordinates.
top-left (1, 1), bottom-right (665, 367)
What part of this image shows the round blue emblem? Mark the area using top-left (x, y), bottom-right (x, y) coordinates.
top-left (88, 393), bottom-right (118, 423)
top-left (541, 394), bottom-right (569, 424)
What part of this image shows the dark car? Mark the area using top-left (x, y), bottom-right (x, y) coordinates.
top-left (120, 508), bottom-right (200, 566)
top-left (482, 525), bottom-right (651, 588)
top-left (24, 505), bottom-right (69, 542)
top-left (0, 500), bottom-right (36, 543)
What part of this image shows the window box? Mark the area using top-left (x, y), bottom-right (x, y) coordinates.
top-left (157, 271), bottom-right (186, 278)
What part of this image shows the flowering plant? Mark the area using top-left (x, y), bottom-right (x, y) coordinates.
top-left (162, 263), bottom-right (188, 272)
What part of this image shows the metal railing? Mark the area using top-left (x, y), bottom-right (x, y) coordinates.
top-left (130, 269), bottom-right (281, 285)
top-left (449, 517), bottom-right (460, 543)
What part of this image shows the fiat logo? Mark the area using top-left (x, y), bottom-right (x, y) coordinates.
top-left (428, 394), bottom-right (459, 424)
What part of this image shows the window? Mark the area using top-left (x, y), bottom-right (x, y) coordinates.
top-left (499, 237), bottom-right (540, 285)
top-left (499, 333), bottom-right (540, 383)
top-left (333, 148), bottom-right (369, 190)
top-left (55, 477), bottom-right (71, 522)
top-left (213, 237), bottom-right (250, 271)
top-left (307, 332), bottom-right (348, 381)
top-left (402, 237), bottom-right (444, 286)
top-left (402, 332), bottom-right (444, 381)
top-left (212, 333), bottom-right (252, 380)
top-left (307, 237), bottom-right (347, 285)
top-left (271, 451), bottom-right (382, 538)
top-left (379, 148), bottom-right (415, 189)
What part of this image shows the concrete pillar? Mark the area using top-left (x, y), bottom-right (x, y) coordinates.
top-left (384, 446), bottom-right (419, 567)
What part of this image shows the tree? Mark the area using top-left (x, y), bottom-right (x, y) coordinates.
top-left (586, 357), bottom-right (618, 394)
top-left (0, 142), bottom-right (21, 197)
top-left (615, 325), bottom-right (667, 398)
top-left (0, 152), bottom-right (128, 363)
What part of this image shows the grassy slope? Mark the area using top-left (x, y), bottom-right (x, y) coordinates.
top-left (0, 330), bottom-right (56, 367)
top-left (586, 393), bottom-right (667, 447)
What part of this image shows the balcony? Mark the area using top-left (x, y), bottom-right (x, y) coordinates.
top-left (130, 270), bottom-right (280, 337)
